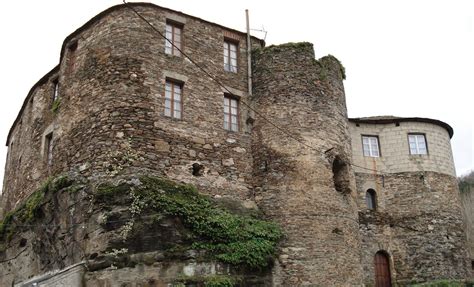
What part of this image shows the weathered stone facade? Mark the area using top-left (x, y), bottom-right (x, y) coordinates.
top-left (460, 184), bottom-right (474, 273)
top-left (349, 118), bottom-right (472, 284)
top-left (252, 44), bottom-right (362, 286)
top-left (0, 3), bottom-right (472, 286)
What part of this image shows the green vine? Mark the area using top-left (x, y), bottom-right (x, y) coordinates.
top-left (174, 274), bottom-right (238, 287)
top-left (0, 175), bottom-right (73, 242)
top-left (51, 98), bottom-right (61, 113)
top-left (98, 176), bottom-right (283, 269)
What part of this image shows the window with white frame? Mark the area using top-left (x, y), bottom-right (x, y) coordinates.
top-left (164, 80), bottom-right (182, 119)
top-left (362, 136), bottom-right (380, 157)
top-left (408, 134), bottom-right (427, 155)
top-left (223, 40), bottom-right (238, 72)
top-left (223, 95), bottom-right (239, 131)
top-left (165, 22), bottom-right (182, 56)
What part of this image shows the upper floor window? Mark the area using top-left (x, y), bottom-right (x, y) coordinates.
top-left (223, 40), bottom-right (238, 73)
top-left (165, 80), bottom-right (182, 119)
top-left (366, 189), bottom-right (377, 210)
top-left (165, 22), bottom-right (182, 56)
top-left (362, 135), bottom-right (380, 157)
top-left (408, 134), bottom-right (427, 155)
top-left (52, 79), bottom-right (59, 102)
top-left (223, 95), bottom-right (239, 131)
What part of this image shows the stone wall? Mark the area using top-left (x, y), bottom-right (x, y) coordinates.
top-left (356, 171), bottom-right (470, 284)
top-left (349, 120), bottom-right (456, 176)
top-left (460, 185), bottom-right (474, 266)
top-left (1, 2), bottom-right (472, 286)
top-left (1, 3), bottom-right (263, 216)
top-left (0, 174), bottom-right (273, 286)
top-left (251, 43), bottom-right (363, 286)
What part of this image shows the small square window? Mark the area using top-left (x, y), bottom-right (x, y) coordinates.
top-left (223, 40), bottom-right (238, 73)
top-left (362, 136), bottom-right (380, 157)
top-left (164, 80), bottom-right (183, 119)
top-left (224, 95), bottom-right (239, 131)
top-left (165, 22), bottom-right (182, 56)
top-left (408, 134), bottom-right (427, 155)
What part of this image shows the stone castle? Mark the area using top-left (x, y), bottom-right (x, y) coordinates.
top-left (0, 3), bottom-right (472, 286)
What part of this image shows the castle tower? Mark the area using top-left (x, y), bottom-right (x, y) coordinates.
top-left (252, 43), bottom-right (363, 285)
top-left (349, 117), bottom-right (472, 283)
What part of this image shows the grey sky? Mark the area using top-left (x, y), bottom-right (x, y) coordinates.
top-left (0, 0), bottom-right (472, 191)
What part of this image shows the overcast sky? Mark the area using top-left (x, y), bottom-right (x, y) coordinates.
top-left (0, 0), bottom-right (472, 191)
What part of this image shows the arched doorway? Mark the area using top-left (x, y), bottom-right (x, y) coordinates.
top-left (374, 250), bottom-right (391, 287)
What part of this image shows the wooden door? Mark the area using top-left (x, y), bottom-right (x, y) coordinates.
top-left (374, 252), bottom-right (391, 287)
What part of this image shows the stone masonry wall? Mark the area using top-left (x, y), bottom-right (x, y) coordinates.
top-left (1, 4), bottom-right (263, 216)
top-left (349, 121), bottom-right (456, 176)
top-left (356, 171), bottom-right (471, 284)
top-left (460, 185), bottom-right (474, 266)
top-left (0, 174), bottom-right (272, 286)
top-left (252, 43), bottom-right (363, 286)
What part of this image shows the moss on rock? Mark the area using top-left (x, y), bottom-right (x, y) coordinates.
top-left (96, 175), bottom-right (283, 269)
top-left (0, 175), bottom-right (74, 242)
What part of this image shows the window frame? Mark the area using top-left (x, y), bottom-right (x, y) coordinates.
top-left (366, 189), bottom-right (377, 211)
top-left (361, 135), bottom-right (381, 158)
top-left (165, 21), bottom-right (183, 56)
top-left (223, 94), bottom-right (240, 132)
top-left (407, 133), bottom-right (428, 155)
top-left (164, 79), bottom-right (183, 120)
top-left (223, 39), bottom-right (238, 73)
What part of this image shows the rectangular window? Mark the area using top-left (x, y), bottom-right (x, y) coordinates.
top-left (165, 22), bottom-right (182, 56)
top-left (52, 79), bottom-right (59, 102)
top-left (164, 80), bottom-right (182, 119)
top-left (223, 40), bottom-right (238, 73)
top-left (224, 95), bottom-right (239, 131)
top-left (362, 136), bottom-right (380, 157)
top-left (408, 134), bottom-right (427, 155)
top-left (45, 132), bottom-right (53, 166)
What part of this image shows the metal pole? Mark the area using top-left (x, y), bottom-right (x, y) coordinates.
top-left (246, 9), bottom-right (252, 97)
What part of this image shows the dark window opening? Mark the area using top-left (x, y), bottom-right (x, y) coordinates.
top-left (19, 238), bottom-right (27, 247)
top-left (68, 40), bottom-right (78, 52)
top-left (366, 189), bottom-right (377, 210)
top-left (332, 156), bottom-right (351, 194)
top-left (471, 260), bottom-right (474, 270)
top-left (45, 132), bottom-right (53, 166)
top-left (192, 163), bottom-right (204, 176)
top-left (52, 79), bottom-right (59, 103)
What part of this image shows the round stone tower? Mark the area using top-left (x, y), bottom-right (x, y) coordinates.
top-left (251, 43), bottom-right (363, 285)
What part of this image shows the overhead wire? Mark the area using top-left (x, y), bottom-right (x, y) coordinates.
top-left (120, 1), bottom-right (384, 175)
